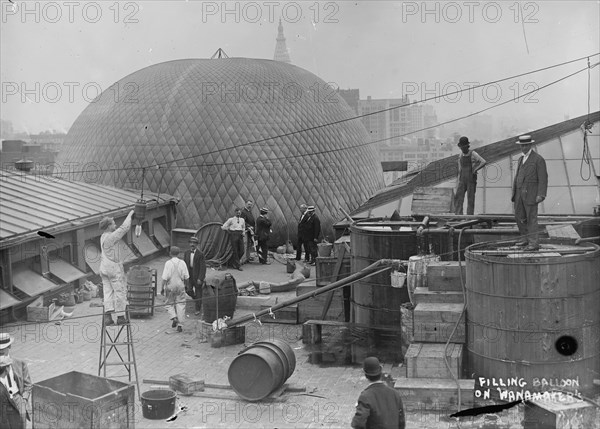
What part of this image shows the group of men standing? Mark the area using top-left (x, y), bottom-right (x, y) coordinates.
top-left (295, 204), bottom-right (321, 265)
top-left (454, 135), bottom-right (547, 251)
top-left (221, 201), bottom-right (273, 269)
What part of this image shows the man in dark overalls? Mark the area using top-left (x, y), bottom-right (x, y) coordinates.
top-left (454, 136), bottom-right (487, 215)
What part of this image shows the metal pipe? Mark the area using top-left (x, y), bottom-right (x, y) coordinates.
top-left (424, 228), bottom-right (521, 235)
top-left (226, 259), bottom-right (400, 327)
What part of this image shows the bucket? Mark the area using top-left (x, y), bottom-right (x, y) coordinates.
top-left (407, 254), bottom-right (440, 303)
top-left (228, 339), bottom-right (296, 401)
top-left (141, 389), bottom-right (176, 419)
top-left (317, 243), bottom-right (333, 257)
top-left (81, 290), bottom-right (92, 301)
top-left (259, 281), bottom-right (271, 294)
top-left (286, 259), bottom-right (296, 273)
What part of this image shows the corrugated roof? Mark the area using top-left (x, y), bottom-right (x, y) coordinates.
top-left (0, 170), bottom-right (171, 240)
top-left (352, 111), bottom-right (600, 215)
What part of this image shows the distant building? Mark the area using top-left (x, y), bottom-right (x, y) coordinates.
top-left (337, 89), bottom-right (360, 115)
top-left (273, 19), bottom-right (291, 63)
top-left (0, 140), bottom-right (57, 173)
top-left (29, 132), bottom-right (67, 152)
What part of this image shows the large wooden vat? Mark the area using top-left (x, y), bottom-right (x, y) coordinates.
top-left (465, 242), bottom-right (600, 398)
top-left (350, 223), bottom-right (416, 326)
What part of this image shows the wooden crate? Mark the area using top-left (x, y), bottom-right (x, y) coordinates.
top-left (27, 297), bottom-right (56, 322)
top-left (413, 303), bottom-right (465, 343)
top-left (523, 396), bottom-right (597, 429)
top-left (296, 285), bottom-right (344, 322)
top-left (315, 256), bottom-right (351, 287)
top-left (169, 374), bottom-right (205, 395)
top-left (260, 304), bottom-right (298, 324)
top-left (426, 261), bottom-right (466, 292)
top-left (33, 371), bottom-right (135, 428)
top-left (411, 187), bottom-right (454, 215)
top-left (394, 378), bottom-right (474, 411)
top-left (404, 343), bottom-right (463, 379)
top-left (170, 228), bottom-right (196, 250)
top-left (198, 322), bottom-right (246, 348)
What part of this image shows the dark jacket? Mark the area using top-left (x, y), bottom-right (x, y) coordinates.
top-left (183, 248), bottom-right (206, 285)
top-left (0, 357), bottom-right (32, 429)
top-left (351, 382), bottom-right (405, 429)
top-left (303, 212), bottom-right (321, 241)
top-left (240, 207), bottom-right (255, 233)
top-left (255, 215), bottom-right (272, 242)
top-left (512, 150), bottom-right (548, 205)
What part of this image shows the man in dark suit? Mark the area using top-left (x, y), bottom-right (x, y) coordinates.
top-left (512, 135), bottom-right (548, 251)
top-left (240, 200), bottom-right (256, 263)
top-left (255, 207), bottom-right (272, 264)
top-left (296, 204), bottom-right (308, 261)
top-left (183, 237), bottom-right (206, 317)
top-left (0, 333), bottom-right (31, 429)
top-left (351, 357), bottom-right (405, 429)
top-left (304, 206), bottom-right (321, 265)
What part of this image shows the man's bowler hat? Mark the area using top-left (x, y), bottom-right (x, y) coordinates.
top-left (363, 356), bottom-right (382, 377)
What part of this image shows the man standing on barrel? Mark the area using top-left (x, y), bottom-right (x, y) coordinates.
top-left (512, 135), bottom-right (548, 251)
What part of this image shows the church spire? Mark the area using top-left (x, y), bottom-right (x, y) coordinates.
top-left (274, 19), bottom-right (291, 63)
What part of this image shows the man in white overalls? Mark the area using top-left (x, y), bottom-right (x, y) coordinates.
top-left (161, 246), bottom-right (189, 332)
top-left (99, 210), bottom-right (134, 326)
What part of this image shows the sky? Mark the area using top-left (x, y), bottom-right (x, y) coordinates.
top-left (1, 0), bottom-right (599, 136)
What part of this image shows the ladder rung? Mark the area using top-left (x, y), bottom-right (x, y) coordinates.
top-left (104, 361), bottom-right (135, 366)
top-left (104, 342), bottom-right (133, 346)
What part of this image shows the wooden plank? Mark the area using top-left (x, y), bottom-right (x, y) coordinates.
top-left (411, 187), bottom-right (454, 215)
top-left (546, 224), bottom-right (581, 240)
top-left (394, 378), bottom-right (474, 411)
top-left (320, 246), bottom-right (347, 319)
top-left (413, 287), bottom-right (464, 305)
top-left (507, 252), bottom-right (562, 258)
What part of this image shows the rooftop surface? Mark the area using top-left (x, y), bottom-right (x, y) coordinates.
top-left (4, 255), bottom-right (574, 428)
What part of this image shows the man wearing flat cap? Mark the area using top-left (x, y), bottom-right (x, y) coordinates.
top-left (351, 356), bottom-right (405, 429)
top-left (99, 210), bottom-right (135, 326)
top-left (183, 237), bottom-right (206, 317)
top-left (255, 208), bottom-right (272, 264)
top-left (454, 136), bottom-right (487, 215)
top-left (0, 333), bottom-right (31, 429)
top-left (512, 135), bottom-right (548, 251)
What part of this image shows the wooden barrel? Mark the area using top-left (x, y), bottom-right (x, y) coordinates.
top-left (350, 223), bottom-right (416, 326)
top-left (228, 340), bottom-right (296, 401)
top-left (202, 273), bottom-right (237, 323)
top-left (465, 242), bottom-right (600, 398)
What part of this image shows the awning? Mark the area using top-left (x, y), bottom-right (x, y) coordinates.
top-left (0, 289), bottom-right (22, 310)
top-left (153, 222), bottom-right (170, 248)
top-left (48, 258), bottom-right (88, 283)
top-left (13, 266), bottom-right (60, 297)
top-left (131, 229), bottom-right (159, 257)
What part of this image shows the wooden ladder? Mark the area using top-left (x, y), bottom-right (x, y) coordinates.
top-left (98, 307), bottom-right (141, 400)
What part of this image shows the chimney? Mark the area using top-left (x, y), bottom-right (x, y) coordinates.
top-left (15, 159), bottom-right (34, 172)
